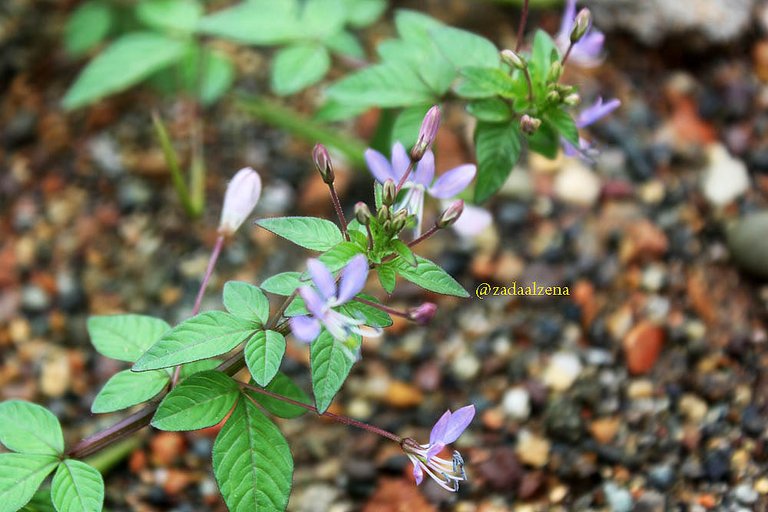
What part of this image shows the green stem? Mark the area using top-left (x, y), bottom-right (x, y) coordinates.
top-left (235, 94), bottom-right (368, 167)
top-left (152, 111), bottom-right (196, 218)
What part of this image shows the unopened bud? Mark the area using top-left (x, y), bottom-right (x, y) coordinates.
top-left (391, 210), bottom-right (408, 232)
top-left (570, 8), bottom-right (591, 43)
top-left (219, 167), bottom-right (262, 235)
top-left (437, 200), bottom-right (464, 228)
top-left (382, 220), bottom-right (392, 233)
top-left (520, 115), bottom-right (542, 135)
top-left (408, 302), bottom-right (437, 325)
top-left (354, 202), bottom-right (372, 226)
top-left (410, 105), bottom-right (441, 162)
top-left (382, 179), bottom-right (397, 206)
top-left (546, 90), bottom-right (561, 104)
top-left (547, 61), bottom-right (563, 83)
top-left (500, 49), bottom-right (526, 70)
top-left (313, 143), bottom-right (334, 184)
top-left (563, 93), bottom-right (581, 106)
top-left (377, 205), bottom-right (390, 223)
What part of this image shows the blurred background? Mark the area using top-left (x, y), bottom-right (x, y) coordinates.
top-left (2, 0), bottom-right (768, 510)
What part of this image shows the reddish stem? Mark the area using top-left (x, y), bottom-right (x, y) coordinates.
top-left (328, 183), bottom-right (349, 241)
top-left (515, 0), bottom-right (530, 52)
top-left (354, 297), bottom-right (410, 319)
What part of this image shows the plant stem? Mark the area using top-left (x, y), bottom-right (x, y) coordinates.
top-left (515, 0), bottom-right (530, 52)
top-left (354, 297), bottom-right (410, 319)
top-left (328, 183), bottom-right (349, 241)
top-left (395, 161), bottom-right (415, 194)
top-left (561, 42), bottom-right (575, 65)
top-left (172, 233), bottom-right (226, 386)
top-left (240, 383), bottom-right (402, 443)
top-left (522, 67), bottom-right (535, 103)
top-left (236, 94), bottom-right (368, 168)
top-left (152, 111), bottom-right (197, 218)
top-left (407, 225), bottom-right (439, 248)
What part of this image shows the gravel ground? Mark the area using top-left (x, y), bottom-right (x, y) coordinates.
top-left (3, 1), bottom-right (768, 511)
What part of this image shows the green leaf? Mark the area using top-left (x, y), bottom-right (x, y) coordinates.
top-left (377, 39), bottom-right (454, 96)
top-left (178, 358), bottom-right (222, 380)
top-left (0, 454), bottom-right (58, 512)
top-left (466, 98), bottom-right (512, 122)
top-left (393, 255), bottom-right (469, 297)
top-left (526, 122), bottom-right (560, 159)
top-left (391, 240), bottom-right (416, 267)
top-left (318, 242), bottom-right (362, 272)
top-left (391, 105), bottom-right (432, 149)
top-left (313, 99), bottom-right (370, 122)
top-left (271, 43), bottom-right (330, 95)
top-left (474, 121), bottom-right (522, 203)
top-left (224, 281), bottom-right (270, 324)
top-left (133, 312), bottom-right (257, 371)
top-left (197, 50), bottom-right (235, 105)
top-left (245, 330), bottom-right (286, 387)
top-left (256, 217), bottom-right (343, 251)
top-left (136, 0), bottom-right (202, 33)
top-left (152, 371), bottom-right (239, 431)
top-left (62, 32), bottom-right (188, 110)
top-left (430, 25), bottom-right (500, 69)
top-left (310, 331), bottom-right (355, 413)
top-left (284, 296), bottom-right (308, 317)
top-left (377, 264), bottom-right (396, 293)
top-left (0, 401), bottom-right (63, 455)
top-left (91, 370), bottom-right (169, 413)
top-left (530, 29), bottom-right (559, 86)
top-left (64, 2), bottom-right (113, 56)
top-left (87, 314), bottom-right (170, 363)
top-left (246, 373), bottom-right (309, 419)
top-left (326, 62), bottom-right (434, 109)
top-left (454, 67), bottom-right (515, 99)
top-left (343, 0), bottom-right (386, 27)
top-left (324, 30), bottom-right (365, 59)
top-left (544, 107), bottom-right (579, 146)
top-left (20, 487), bottom-right (55, 512)
top-left (213, 399), bottom-right (293, 512)
top-left (261, 272), bottom-right (303, 296)
top-left (50, 460), bottom-right (104, 512)
top-left (342, 296), bottom-right (393, 328)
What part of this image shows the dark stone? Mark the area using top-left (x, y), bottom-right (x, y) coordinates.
top-left (703, 449), bottom-right (731, 482)
top-left (517, 470), bottom-right (545, 500)
top-left (741, 405), bottom-right (765, 438)
top-left (647, 464), bottom-right (675, 490)
top-left (476, 447), bottom-right (523, 491)
top-left (544, 397), bottom-right (584, 443)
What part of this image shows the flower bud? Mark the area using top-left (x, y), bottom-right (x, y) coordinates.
top-left (500, 49), bottom-right (526, 70)
top-left (382, 179), bottom-right (397, 206)
top-left (377, 205), bottom-right (390, 223)
top-left (546, 90), bottom-right (561, 104)
top-left (313, 143), bottom-right (334, 184)
top-left (382, 219), bottom-right (392, 233)
top-left (219, 167), bottom-right (262, 235)
top-left (410, 105), bottom-right (441, 162)
top-left (436, 200), bottom-right (464, 228)
top-left (519, 114), bottom-right (542, 135)
top-left (547, 61), bottom-right (563, 83)
top-left (391, 209), bottom-right (408, 232)
top-left (563, 93), bottom-right (581, 106)
top-left (408, 302), bottom-right (437, 325)
top-left (570, 8), bottom-right (591, 43)
top-left (354, 202), bottom-right (372, 226)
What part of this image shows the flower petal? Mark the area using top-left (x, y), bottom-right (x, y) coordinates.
top-left (571, 31), bottom-right (605, 67)
top-left (365, 148), bottom-right (396, 183)
top-left (391, 142), bottom-right (410, 181)
top-left (558, 0), bottom-right (577, 38)
top-left (412, 150), bottom-right (435, 187)
top-left (429, 164), bottom-right (476, 199)
top-left (412, 459), bottom-right (424, 485)
top-left (401, 186), bottom-right (425, 237)
top-left (426, 442), bottom-right (446, 462)
top-left (219, 167), bottom-right (262, 234)
top-left (429, 409), bottom-right (452, 445)
top-left (289, 315), bottom-right (320, 343)
top-left (441, 405), bottom-right (475, 445)
top-left (336, 254), bottom-right (368, 304)
top-left (307, 259), bottom-right (336, 300)
top-left (450, 203), bottom-right (492, 237)
top-left (299, 286), bottom-right (326, 317)
top-left (577, 97), bottom-right (621, 128)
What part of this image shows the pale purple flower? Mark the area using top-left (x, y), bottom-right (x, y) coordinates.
top-left (563, 97), bottom-right (621, 157)
top-left (556, 0), bottom-right (605, 68)
top-left (402, 404), bottom-right (475, 491)
top-left (218, 167), bottom-right (262, 235)
top-left (289, 255), bottom-right (378, 343)
top-left (365, 143), bottom-right (489, 237)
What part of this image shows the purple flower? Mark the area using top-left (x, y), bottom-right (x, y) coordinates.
top-left (563, 97), bottom-right (621, 157)
top-left (289, 255), bottom-right (378, 343)
top-left (365, 143), bottom-right (489, 237)
top-left (218, 167), bottom-right (262, 235)
top-left (401, 404), bottom-right (475, 492)
top-left (556, 0), bottom-right (605, 68)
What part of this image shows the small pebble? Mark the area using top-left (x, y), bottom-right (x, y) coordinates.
top-left (542, 351), bottom-right (582, 391)
top-left (501, 387), bottom-right (531, 421)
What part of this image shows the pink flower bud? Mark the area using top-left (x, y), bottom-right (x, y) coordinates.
top-left (218, 167), bottom-right (262, 235)
top-left (410, 106), bottom-right (441, 162)
top-left (437, 200), bottom-right (464, 228)
top-left (570, 8), bottom-right (591, 43)
top-left (313, 144), bottom-right (334, 184)
top-left (408, 302), bottom-right (437, 325)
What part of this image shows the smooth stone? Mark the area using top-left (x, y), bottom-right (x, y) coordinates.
top-left (701, 144), bottom-right (749, 206)
top-left (727, 212), bottom-right (768, 278)
top-left (603, 482), bottom-right (633, 512)
top-left (501, 387), bottom-right (531, 421)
